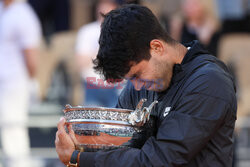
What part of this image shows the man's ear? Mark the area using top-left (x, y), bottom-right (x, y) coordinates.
top-left (149, 39), bottom-right (164, 57)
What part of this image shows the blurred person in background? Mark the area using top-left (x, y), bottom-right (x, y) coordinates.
top-left (75, 0), bottom-right (140, 107)
top-left (0, 0), bottom-right (41, 166)
top-left (28, 0), bottom-right (70, 40)
top-left (169, 0), bottom-right (221, 57)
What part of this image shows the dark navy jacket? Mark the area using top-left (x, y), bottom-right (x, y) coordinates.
top-left (80, 41), bottom-right (237, 167)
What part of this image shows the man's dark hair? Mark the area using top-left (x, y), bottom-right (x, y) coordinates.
top-left (93, 4), bottom-right (176, 81)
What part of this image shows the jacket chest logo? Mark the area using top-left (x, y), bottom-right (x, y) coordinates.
top-left (163, 107), bottom-right (171, 117)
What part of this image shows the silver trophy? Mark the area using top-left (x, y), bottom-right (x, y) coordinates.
top-left (63, 99), bottom-right (158, 152)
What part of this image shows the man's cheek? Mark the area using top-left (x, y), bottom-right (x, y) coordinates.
top-left (144, 79), bottom-right (153, 89)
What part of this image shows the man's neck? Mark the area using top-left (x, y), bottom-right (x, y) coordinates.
top-left (174, 43), bottom-right (188, 64)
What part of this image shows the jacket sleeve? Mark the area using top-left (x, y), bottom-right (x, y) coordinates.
top-left (79, 90), bottom-right (232, 167)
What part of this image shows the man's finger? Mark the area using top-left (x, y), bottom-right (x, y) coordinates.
top-left (57, 117), bottom-right (66, 132)
top-left (68, 124), bottom-right (79, 145)
top-left (55, 131), bottom-right (60, 144)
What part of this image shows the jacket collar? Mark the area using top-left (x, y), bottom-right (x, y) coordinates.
top-left (181, 40), bottom-right (210, 65)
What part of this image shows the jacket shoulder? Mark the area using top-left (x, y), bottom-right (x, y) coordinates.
top-left (184, 56), bottom-right (236, 102)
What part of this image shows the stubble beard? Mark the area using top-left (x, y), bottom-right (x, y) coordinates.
top-left (153, 60), bottom-right (174, 92)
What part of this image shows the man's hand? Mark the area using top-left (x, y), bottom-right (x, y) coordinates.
top-left (55, 117), bottom-right (77, 165)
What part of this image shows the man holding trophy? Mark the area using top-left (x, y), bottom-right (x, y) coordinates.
top-left (55, 4), bottom-right (237, 167)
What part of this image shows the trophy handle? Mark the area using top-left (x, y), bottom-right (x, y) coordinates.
top-left (65, 104), bottom-right (72, 109)
top-left (128, 99), bottom-right (158, 126)
top-left (135, 98), bottom-right (147, 111)
top-left (143, 100), bottom-right (158, 122)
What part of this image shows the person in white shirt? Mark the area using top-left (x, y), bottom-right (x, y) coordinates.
top-left (0, 0), bottom-right (41, 166)
top-left (75, 0), bottom-right (120, 107)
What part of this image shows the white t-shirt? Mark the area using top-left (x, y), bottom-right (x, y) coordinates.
top-left (0, 2), bottom-right (41, 85)
top-left (75, 21), bottom-right (101, 80)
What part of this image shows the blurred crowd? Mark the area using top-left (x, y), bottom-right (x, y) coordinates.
top-left (1, 0), bottom-right (250, 166)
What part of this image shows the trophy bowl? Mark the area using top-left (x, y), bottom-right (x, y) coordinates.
top-left (63, 99), bottom-right (158, 152)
